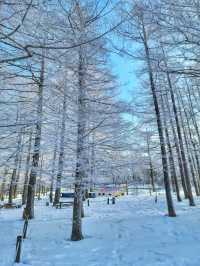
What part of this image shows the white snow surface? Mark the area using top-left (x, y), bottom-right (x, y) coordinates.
top-left (1, 193), bottom-right (200, 266)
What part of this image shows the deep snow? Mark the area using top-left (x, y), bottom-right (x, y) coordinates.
top-left (1, 192), bottom-right (200, 266)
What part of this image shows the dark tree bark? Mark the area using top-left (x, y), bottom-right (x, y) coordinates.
top-left (23, 57), bottom-right (44, 219)
top-left (71, 183), bottom-right (83, 241)
top-left (50, 140), bottom-right (57, 203)
top-left (71, 48), bottom-right (87, 240)
top-left (164, 94), bottom-right (188, 198)
top-left (162, 50), bottom-right (195, 206)
top-left (22, 130), bottom-right (32, 205)
top-left (141, 17), bottom-right (176, 217)
top-left (176, 90), bottom-right (200, 196)
top-left (161, 95), bottom-right (182, 202)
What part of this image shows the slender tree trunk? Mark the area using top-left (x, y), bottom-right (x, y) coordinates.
top-left (186, 83), bottom-right (200, 146)
top-left (178, 89), bottom-right (200, 190)
top-left (71, 48), bottom-right (87, 240)
top-left (161, 95), bottom-right (181, 201)
top-left (0, 167), bottom-right (9, 202)
top-left (90, 130), bottom-right (95, 186)
top-left (176, 91), bottom-right (200, 196)
top-left (184, 85), bottom-right (200, 189)
top-left (13, 131), bottom-right (24, 199)
top-left (37, 155), bottom-right (43, 200)
top-left (162, 51), bottom-right (195, 206)
top-left (191, 141), bottom-right (200, 187)
top-left (164, 94), bottom-right (188, 198)
top-left (53, 86), bottom-right (67, 206)
top-left (50, 139), bottom-right (58, 203)
top-left (180, 113), bottom-right (199, 196)
top-left (23, 57), bottom-right (44, 219)
top-left (8, 127), bottom-right (23, 204)
top-left (142, 19), bottom-right (176, 217)
top-left (146, 134), bottom-right (156, 192)
top-left (190, 153), bottom-right (200, 193)
top-left (22, 130), bottom-right (32, 205)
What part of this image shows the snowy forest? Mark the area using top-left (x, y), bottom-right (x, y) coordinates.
top-left (1, 0), bottom-right (200, 265)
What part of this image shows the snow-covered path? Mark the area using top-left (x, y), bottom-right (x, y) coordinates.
top-left (1, 194), bottom-right (200, 266)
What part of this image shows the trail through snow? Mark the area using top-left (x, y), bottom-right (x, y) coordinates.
top-left (1, 193), bottom-right (200, 266)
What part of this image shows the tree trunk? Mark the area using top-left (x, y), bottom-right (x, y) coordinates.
top-left (164, 94), bottom-right (188, 198)
top-left (71, 183), bottom-right (83, 241)
top-left (142, 19), bottom-right (176, 217)
top-left (37, 155), bottom-right (43, 200)
top-left (71, 48), bottom-right (87, 240)
top-left (23, 57), bottom-right (44, 219)
top-left (50, 139), bottom-right (58, 203)
top-left (186, 83), bottom-right (200, 146)
top-left (178, 88), bottom-right (200, 187)
top-left (8, 127), bottom-right (23, 204)
top-left (146, 134), bottom-right (156, 192)
top-left (13, 130), bottom-right (24, 199)
top-left (162, 50), bottom-right (195, 206)
top-left (22, 130), bottom-right (32, 205)
top-left (176, 90), bottom-right (200, 196)
top-left (161, 95), bottom-right (181, 202)
top-left (53, 86), bottom-right (67, 206)
top-left (0, 167), bottom-right (9, 202)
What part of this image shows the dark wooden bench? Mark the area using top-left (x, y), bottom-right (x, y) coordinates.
top-left (56, 201), bottom-right (73, 209)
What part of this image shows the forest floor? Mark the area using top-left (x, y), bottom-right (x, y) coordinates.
top-left (0, 192), bottom-right (200, 266)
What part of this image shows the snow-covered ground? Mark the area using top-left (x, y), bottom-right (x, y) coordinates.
top-left (1, 193), bottom-right (200, 266)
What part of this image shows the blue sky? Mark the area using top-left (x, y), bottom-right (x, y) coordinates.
top-left (109, 53), bottom-right (139, 102)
